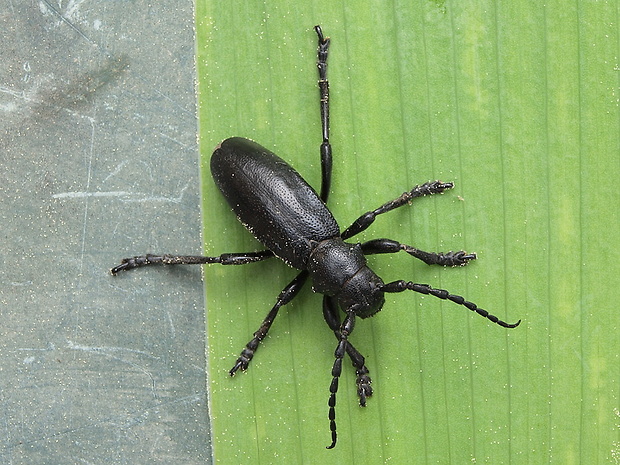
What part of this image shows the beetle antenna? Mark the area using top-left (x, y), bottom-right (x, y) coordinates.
top-left (381, 281), bottom-right (521, 328)
top-left (326, 309), bottom-right (356, 449)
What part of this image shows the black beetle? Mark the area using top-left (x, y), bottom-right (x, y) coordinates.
top-left (112, 25), bottom-right (520, 449)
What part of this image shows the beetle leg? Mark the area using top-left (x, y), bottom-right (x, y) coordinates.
top-left (110, 250), bottom-right (275, 274)
top-left (229, 271), bottom-right (309, 375)
top-left (341, 180), bottom-right (454, 240)
top-left (315, 25), bottom-right (333, 203)
top-left (360, 238), bottom-right (476, 267)
top-left (381, 280), bottom-right (521, 328)
top-left (323, 296), bottom-right (373, 406)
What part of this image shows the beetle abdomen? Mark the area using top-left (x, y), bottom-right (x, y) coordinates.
top-left (211, 137), bottom-right (340, 269)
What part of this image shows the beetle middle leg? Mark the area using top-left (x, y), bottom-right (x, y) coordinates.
top-left (229, 271), bottom-right (309, 375)
top-left (323, 296), bottom-right (373, 406)
top-left (341, 180), bottom-right (455, 239)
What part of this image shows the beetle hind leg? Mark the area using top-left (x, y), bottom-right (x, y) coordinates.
top-left (111, 250), bottom-right (275, 274)
top-left (314, 25), bottom-right (333, 203)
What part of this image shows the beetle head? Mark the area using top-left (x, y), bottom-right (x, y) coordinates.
top-left (337, 266), bottom-right (385, 319)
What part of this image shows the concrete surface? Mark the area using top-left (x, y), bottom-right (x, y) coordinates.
top-left (0, 1), bottom-right (211, 463)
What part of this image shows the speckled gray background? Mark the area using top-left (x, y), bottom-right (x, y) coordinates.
top-left (1, 1), bottom-right (211, 462)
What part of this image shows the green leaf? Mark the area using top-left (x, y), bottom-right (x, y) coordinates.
top-left (197, 1), bottom-right (620, 463)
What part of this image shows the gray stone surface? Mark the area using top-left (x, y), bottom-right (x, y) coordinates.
top-left (0, 1), bottom-right (211, 462)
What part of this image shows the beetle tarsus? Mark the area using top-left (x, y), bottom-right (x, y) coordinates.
top-left (355, 366), bottom-right (373, 406)
top-left (110, 254), bottom-right (160, 274)
top-left (402, 247), bottom-right (477, 267)
top-left (229, 353), bottom-right (251, 376)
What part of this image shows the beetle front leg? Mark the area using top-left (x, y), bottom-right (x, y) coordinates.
top-left (229, 271), bottom-right (309, 375)
top-left (323, 296), bottom-right (372, 406)
top-left (341, 181), bottom-right (454, 240)
top-left (111, 250), bottom-right (275, 274)
top-left (361, 238), bottom-right (476, 267)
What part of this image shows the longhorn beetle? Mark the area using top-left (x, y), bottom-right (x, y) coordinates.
top-left (112, 25), bottom-right (521, 449)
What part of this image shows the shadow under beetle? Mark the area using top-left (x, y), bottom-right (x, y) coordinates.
top-left (112, 25), bottom-right (521, 449)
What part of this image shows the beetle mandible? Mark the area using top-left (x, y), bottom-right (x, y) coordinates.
top-left (112, 25), bottom-right (520, 449)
